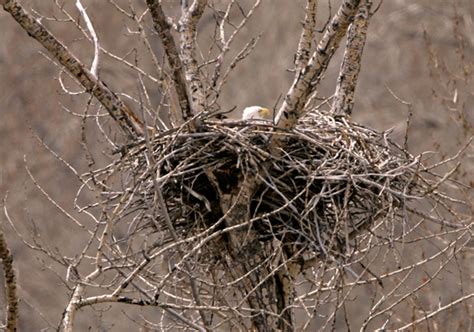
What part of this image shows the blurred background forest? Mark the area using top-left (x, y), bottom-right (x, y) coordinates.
top-left (0, 0), bottom-right (472, 330)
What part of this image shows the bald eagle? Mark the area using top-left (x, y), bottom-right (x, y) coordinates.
top-left (242, 106), bottom-right (272, 121)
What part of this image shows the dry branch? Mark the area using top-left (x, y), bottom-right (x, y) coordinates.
top-left (75, 0), bottom-right (99, 79)
top-left (1, 0), bottom-right (145, 138)
top-left (209, 0), bottom-right (262, 104)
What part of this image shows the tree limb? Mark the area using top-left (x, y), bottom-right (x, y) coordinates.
top-left (276, 0), bottom-right (361, 129)
top-left (60, 268), bottom-right (101, 332)
top-left (146, 0), bottom-right (192, 124)
top-left (75, 0), bottom-right (99, 79)
top-left (179, 0), bottom-right (208, 121)
top-left (295, 0), bottom-right (318, 70)
top-left (1, 0), bottom-right (145, 138)
top-left (332, 0), bottom-right (373, 116)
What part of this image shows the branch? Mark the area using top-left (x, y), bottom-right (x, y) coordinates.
top-left (331, 0), bottom-right (372, 116)
top-left (153, 165), bottom-right (212, 328)
top-left (179, 0), bottom-right (208, 120)
top-left (397, 293), bottom-right (474, 331)
top-left (60, 269), bottom-right (101, 332)
top-left (146, 0), bottom-right (192, 124)
top-left (209, 0), bottom-right (262, 99)
top-left (1, 0), bottom-right (144, 138)
top-left (276, 0), bottom-right (361, 129)
top-left (0, 224), bottom-right (18, 332)
top-left (295, 0), bottom-right (318, 70)
top-left (75, 0), bottom-right (99, 79)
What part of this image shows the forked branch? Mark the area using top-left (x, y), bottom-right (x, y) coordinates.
top-left (276, 0), bottom-right (361, 129)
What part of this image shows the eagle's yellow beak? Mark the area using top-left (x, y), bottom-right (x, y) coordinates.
top-left (259, 107), bottom-right (271, 119)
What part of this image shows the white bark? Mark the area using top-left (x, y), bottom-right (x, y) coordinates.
top-left (276, 0), bottom-right (361, 130)
top-left (332, 0), bottom-right (372, 116)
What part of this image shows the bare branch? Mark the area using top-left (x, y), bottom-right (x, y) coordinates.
top-left (332, 0), bottom-right (373, 116)
top-left (75, 0), bottom-right (99, 79)
top-left (397, 293), bottom-right (474, 331)
top-left (209, 0), bottom-right (262, 97)
top-left (295, 0), bottom-right (318, 70)
top-left (2, 1), bottom-right (471, 330)
top-left (60, 269), bottom-right (102, 332)
top-left (179, 0), bottom-right (208, 121)
top-left (214, 36), bottom-right (261, 96)
top-left (146, 0), bottom-right (192, 124)
top-left (276, 0), bottom-right (361, 129)
top-left (1, 0), bottom-right (145, 138)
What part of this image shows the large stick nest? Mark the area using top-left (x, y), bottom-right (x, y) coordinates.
top-left (96, 110), bottom-right (442, 263)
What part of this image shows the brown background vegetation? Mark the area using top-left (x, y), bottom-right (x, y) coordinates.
top-left (0, 0), bottom-right (472, 330)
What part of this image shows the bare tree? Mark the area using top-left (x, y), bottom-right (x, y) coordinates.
top-left (1, 0), bottom-right (472, 331)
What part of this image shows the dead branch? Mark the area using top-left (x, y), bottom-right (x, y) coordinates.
top-left (75, 0), bottom-right (99, 79)
top-left (397, 293), bottom-right (474, 331)
top-left (208, 0), bottom-right (262, 102)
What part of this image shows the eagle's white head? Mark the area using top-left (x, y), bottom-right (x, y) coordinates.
top-left (242, 106), bottom-right (272, 121)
